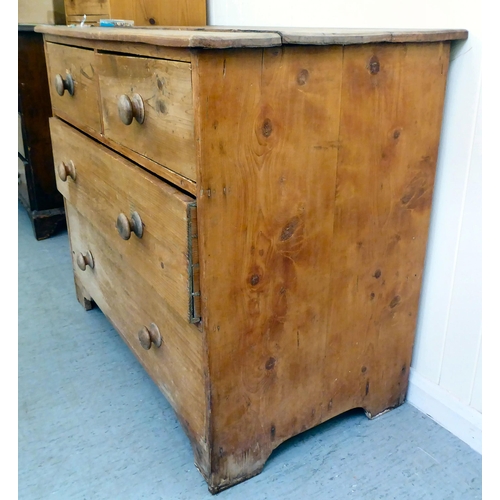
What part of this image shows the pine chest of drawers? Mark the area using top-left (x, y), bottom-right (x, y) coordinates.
top-left (36, 25), bottom-right (468, 493)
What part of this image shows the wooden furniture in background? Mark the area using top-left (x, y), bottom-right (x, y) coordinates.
top-left (36, 25), bottom-right (468, 492)
top-left (64, 0), bottom-right (207, 26)
top-left (18, 0), bottom-right (66, 25)
top-left (18, 25), bottom-right (65, 240)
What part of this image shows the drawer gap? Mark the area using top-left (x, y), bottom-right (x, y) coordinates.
top-left (188, 202), bottom-right (201, 323)
top-left (96, 48), bottom-right (192, 64)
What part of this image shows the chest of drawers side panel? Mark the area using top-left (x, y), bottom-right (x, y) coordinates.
top-left (193, 45), bottom-right (343, 491)
top-left (193, 42), bottom-right (451, 491)
top-left (323, 42), bottom-right (451, 420)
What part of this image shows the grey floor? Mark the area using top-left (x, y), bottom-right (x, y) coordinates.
top-left (18, 201), bottom-right (481, 500)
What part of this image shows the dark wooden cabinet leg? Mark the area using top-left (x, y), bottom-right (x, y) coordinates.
top-left (19, 26), bottom-right (65, 240)
top-left (31, 208), bottom-right (67, 240)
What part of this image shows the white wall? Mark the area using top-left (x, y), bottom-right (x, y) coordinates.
top-left (207, 0), bottom-right (482, 453)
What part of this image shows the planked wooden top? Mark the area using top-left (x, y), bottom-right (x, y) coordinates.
top-left (34, 26), bottom-right (282, 49)
top-left (35, 25), bottom-right (468, 49)
top-left (243, 26), bottom-right (469, 44)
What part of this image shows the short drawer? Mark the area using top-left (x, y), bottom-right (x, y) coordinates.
top-left (65, 202), bottom-right (207, 446)
top-left (97, 52), bottom-right (196, 181)
top-left (50, 118), bottom-right (200, 323)
top-left (45, 42), bottom-right (101, 133)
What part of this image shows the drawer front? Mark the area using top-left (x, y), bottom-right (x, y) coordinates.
top-left (50, 118), bottom-right (200, 323)
top-left (45, 42), bottom-right (101, 133)
top-left (66, 203), bottom-right (206, 445)
top-left (97, 52), bottom-right (196, 181)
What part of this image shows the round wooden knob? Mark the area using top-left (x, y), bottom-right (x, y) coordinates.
top-left (57, 160), bottom-right (76, 182)
top-left (117, 93), bottom-right (145, 125)
top-left (54, 73), bottom-right (74, 96)
top-left (138, 323), bottom-right (162, 350)
top-left (76, 250), bottom-right (94, 271)
top-left (116, 211), bottom-right (143, 240)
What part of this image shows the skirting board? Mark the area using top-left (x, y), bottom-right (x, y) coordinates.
top-left (406, 369), bottom-right (482, 454)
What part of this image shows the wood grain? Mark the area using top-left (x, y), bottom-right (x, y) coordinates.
top-left (45, 42), bottom-right (102, 133)
top-left (44, 34), bottom-right (193, 62)
top-left (49, 111), bottom-right (197, 195)
top-left (37, 25), bottom-right (466, 48)
top-left (36, 26), bottom-right (283, 49)
top-left (193, 41), bottom-right (450, 491)
top-left (204, 26), bottom-right (468, 44)
top-left (324, 42), bottom-right (451, 418)
top-left (50, 118), bottom-right (198, 323)
top-left (64, 202), bottom-right (209, 470)
top-left (276, 27), bottom-right (467, 44)
top-left (98, 52), bottom-right (197, 181)
top-left (64, 0), bottom-right (108, 17)
top-left (64, 0), bottom-right (207, 26)
top-left (193, 45), bottom-right (344, 491)
top-left (109, 0), bottom-right (207, 27)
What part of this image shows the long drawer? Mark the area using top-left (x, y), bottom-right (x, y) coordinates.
top-left (50, 118), bottom-right (200, 323)
top-left (65, 202), bottom-right (207, 446)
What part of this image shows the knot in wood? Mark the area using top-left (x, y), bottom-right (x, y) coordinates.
top-left (280, 216), bottom-right (299, 241)
top-left (265, 357), bottom-right (276, 370)
top-left (297, 69), bottom-right (309, 85)
top-left (369, 55), bottom-right (380, 74)
top-left (270, 425), bottom-right (276, 439)
top-left (250, 274), bottom-right (260, 286)
top-left (390, 295), bottom-right (401, 308)
top-left (262, 118), bottom-right (273, 138)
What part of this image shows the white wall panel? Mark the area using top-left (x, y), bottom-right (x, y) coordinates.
top-left (439, 85), bottom-right (482, 401)
top-left (470, 338), bottom-right (482, 413)
top-left (209, 0), bottom-right (474, 29)
top-left (411, 35), bottom-right (481, 383)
